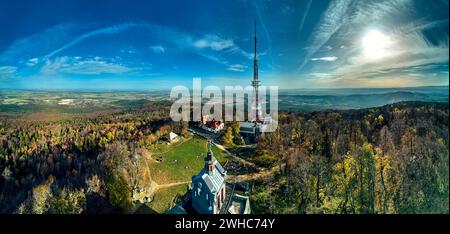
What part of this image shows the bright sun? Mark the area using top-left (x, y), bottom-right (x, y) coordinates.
top-left (362, 29), bottom-right (393, 60)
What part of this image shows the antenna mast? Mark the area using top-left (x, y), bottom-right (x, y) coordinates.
top-left (252, 21), bottom-right (261, 123)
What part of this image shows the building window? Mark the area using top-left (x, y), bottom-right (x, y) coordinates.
top-left (197, 182), bottom-right (202, 196)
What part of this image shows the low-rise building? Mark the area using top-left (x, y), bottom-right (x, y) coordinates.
top-left (163, 132), bottom-right (179, 143)
top-left (228, 194), bottom-right (251, 214)
top-left (199, 115), bottom-right (224, 133)
top-left (239, 121), bottom-right (257, 135)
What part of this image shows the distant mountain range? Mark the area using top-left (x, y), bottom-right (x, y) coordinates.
top-left (0, 86), bottom-right (448, 114)
top-left (278, 86), bottom-right (448, 111)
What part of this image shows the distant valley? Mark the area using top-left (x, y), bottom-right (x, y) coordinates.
top-left (0, 86), bottom-right (448, 119)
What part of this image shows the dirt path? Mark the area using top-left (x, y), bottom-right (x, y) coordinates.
top-left (189, 128), bottom-right (260, 169)
top-left (213, 142), bottom-right (259, 168)
top-left (155, 181), bottom-right (190, 190)
top-left (189, 127), bottom-right (284, 184)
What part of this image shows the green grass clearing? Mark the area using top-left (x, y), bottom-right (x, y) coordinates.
top-left (149, 135), bottom-right (228, 184)
top-left (137, 184), bottom-right (188, 214)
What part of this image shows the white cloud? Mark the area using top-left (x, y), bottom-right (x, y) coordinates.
top-left (280, 4), bottom-right (294, 15)
top-left (298, 0), bottom-right (313, 34)
top-left (26, 57), bottom-right (39, 66)
top-left (0, 24), bottom-right (78, 63)
top-left (335, 31), bottom-right (449, 81)
top-left (300, 0), bottom-right (449, 88)
top-left (150, 45), bottom-right (165, 54)
top-left (299, 0), bottom-right (353, 70)
top-left (309, 72), bottom-right (333, 79)
top-left (408, 73), bottom-right (425, 77)
top-left (44, 23), bottom-right (142, 59)
top-left (194, 35), bottom-right (234, 51)
top-left (1, 22), bottom-right (254, 79)
top-left (0, 23), bottom-right (145, 67)
top-left (311, 56), bottom-right (338, 62)
top-left (41, 57), bottom-right (68, 75)
top-left (350, 0), bottom-right (414, 24)
top-left (227, 64), bottom-right (248, 72)
top-left (0, 66), bottom-right (17, 77)
top-left (41, 56), bottom-right (139, 75)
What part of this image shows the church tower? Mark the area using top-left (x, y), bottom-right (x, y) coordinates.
top-left (204, 142), bottom-right (216, 173)
top-left (191, 141), bottom-right (227, 214)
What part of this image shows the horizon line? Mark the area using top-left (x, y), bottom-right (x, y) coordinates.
top-left (0, 85), bottom-right (448, 92)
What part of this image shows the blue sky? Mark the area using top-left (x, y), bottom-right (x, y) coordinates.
top-left (0, 0), bottom-right (448, 90)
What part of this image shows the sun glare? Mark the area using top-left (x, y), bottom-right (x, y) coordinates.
top-left (362, 29), bottom-right (393, 60)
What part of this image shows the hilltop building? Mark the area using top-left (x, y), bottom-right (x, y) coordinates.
top-left (191, 142), bottom-right (227, 214)
top-left (166, 141), bottom-right (251, 214)
top-left (199, 115), bottom-right (224, 133)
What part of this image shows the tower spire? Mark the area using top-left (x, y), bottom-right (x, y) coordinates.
top-left (252, 21), bottom-right (261, 122)
top-left (254, 21), bottom-right (258, 81)
top-left (205, 141), bottom-right (216, 173)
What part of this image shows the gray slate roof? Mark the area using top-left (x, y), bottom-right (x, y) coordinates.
top-left (193, 159), bottom-right (226, 194)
